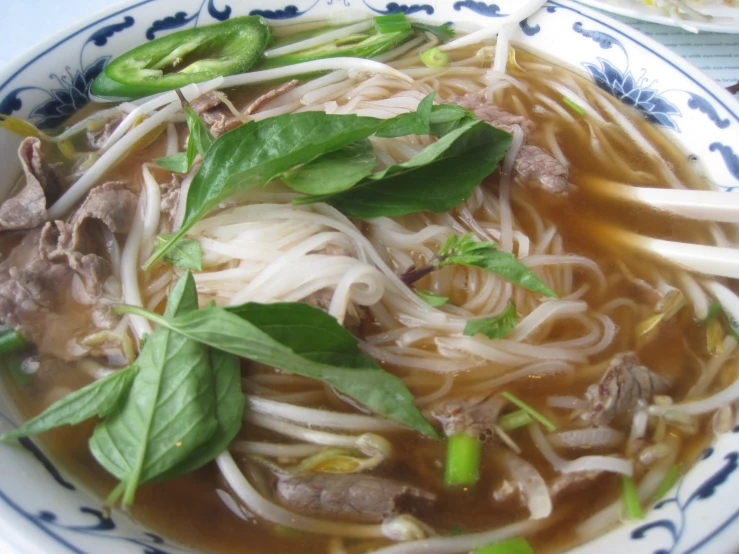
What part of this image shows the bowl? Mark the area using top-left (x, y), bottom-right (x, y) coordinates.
top-left (0, 1), bottom-right (738, 553)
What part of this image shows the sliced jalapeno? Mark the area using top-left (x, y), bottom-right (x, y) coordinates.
top-left (92, 16), bottom-right (272, 99)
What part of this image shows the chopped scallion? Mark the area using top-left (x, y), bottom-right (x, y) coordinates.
top-left (473, 537), bottom-right (534, 554)
top-left (653, 464), bottom-right (680, 501)
top-left (498, 409), bottom-right (533, 432)
top-left (374, 13), bottom-right (411, 34)
top-left (501, 392), bottom-right (557, 431)
top-left (0, 330), bottom-right (27, 355)
top-left (420, 47), bottom-right (449, 68)
top-left (621, 475), bottom-right (644, 520)
top-left (562, 96), bottom-right (585, 116)
top-left (444, 433), bottom-right (481, 486)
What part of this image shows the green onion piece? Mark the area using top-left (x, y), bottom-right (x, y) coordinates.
top-left (697, 302), bottom-right (721, 326)
top-left (374, 13), bottom-right (411, 34)
top-left (0, 330), bottom-right (27, 355)
top-left (420, 47), bottom-right (449, 68)
top-left (562, 97), bottom-right (585, 116)
top-left (621, 476), bottom-right (644, 520)
top-left (501, 392), bottom-right (557, 431)
top-left (473, 537), bottom-right (534, 554)
top-left (444, 433), bottom-right (481, 486)
top-left (653, 464), bottom-right (680, 501)
top-left (497, 409), bottom-right (533, 432)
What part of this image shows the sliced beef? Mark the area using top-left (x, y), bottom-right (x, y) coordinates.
top-left (275, 473), bottom-right (435, 523)
top-left (71, 181), bottom-right (137, 245)
top-left (191, 81), bottom-right (300, 137)
top-left (431, 395), bottom-right (504, 437)
top-left (582, 352), bottom-right (669, 426)
top-left (0, 137), bottom-right (61, 231)
top-left (87, 115), bottom-right (122, 150)
top-left (446, 91), bottom-right (533, 135)
top-left (160, 174), bottom-right (181, 222)
top-left (513, 145), bottom-right (569, 195)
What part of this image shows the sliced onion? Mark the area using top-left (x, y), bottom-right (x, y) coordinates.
top-left (497, 451), bottom-right (552, 520)
top-left (529, 424), bottom-right (633, 476)
top-left (548, 427), bottom-right (625, 449)
top-left (547, 396), bottom-right (589, 411)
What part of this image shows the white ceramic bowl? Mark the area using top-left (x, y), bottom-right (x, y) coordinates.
top-left (0, 1), bottom-right (738, 553)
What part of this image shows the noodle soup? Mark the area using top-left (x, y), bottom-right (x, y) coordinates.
top-left (0, 9), bottom-right (737, 554)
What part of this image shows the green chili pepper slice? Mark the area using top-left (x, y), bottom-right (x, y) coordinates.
top-left (92, 16), bottom-right (272, 99)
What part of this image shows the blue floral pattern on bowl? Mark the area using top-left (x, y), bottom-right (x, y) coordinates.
top-left (0, 1), bottom-right (738, 553)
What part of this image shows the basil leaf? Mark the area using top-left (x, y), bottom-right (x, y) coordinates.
top-left (120, 302), bottom-right (439, 438)
top-left (438, 234), bottom-right (557, 298)
top-left (285, 139), bottom-right (376, 197)
top-left (156, 348), bottom-right (243, 479)
top-left (464, 300), bottom-right (518, 339)
top-left (416, 290), bottom-right (449, 307)
top-left (90, 273), bottom-right (217, 506)
top-left (155, 234), bottom-right (203, 271)
top-left (428, 104), bottom-right (476, 137)
top-left (0, 366), bottom-right (137, 440)
top-left (146, 112), bottom-right (389, 268)
top-left (321, 120), bottom-right (512, 218)
top-left (154, 152), bottom-right (189, 173)
top-left (375, 95), bottom-right (473, 139)
top-left (184, 104), bottom-right (214, 157)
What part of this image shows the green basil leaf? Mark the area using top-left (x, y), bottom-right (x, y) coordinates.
top-left (145, 112), bottom-right (390, 268)
top-left (90, 273), bottom-right (217, 506)
top-left (463, 300), bottom-right (518, 339)
top-left (320, 120), bottom-right (512, 218)
top-left (120, 302), bottom-right (439, 438)
top-left (437, 234), bottom-right (557, 298)
top-left (0, 366), bottom-right (137, 441)
top-left (184, 105), bottom-right (214, 158)
top-left (156, 348), bottom-right (243, 479)
top-left (416, 290), bottom-right (449, 307)
top-left (154, 152), bottom-right (189, 173)
top-left (375, 95), bottom-right (474, 139)
top-left (428, 104), bottom-right (476, 137)
top-left (285, 139), bottom-right (376, 197)
top-left (155, 234), bottom-right (203, 271)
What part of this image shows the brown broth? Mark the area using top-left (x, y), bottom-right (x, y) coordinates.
top-left (2, 46), bottom-right (732, 554)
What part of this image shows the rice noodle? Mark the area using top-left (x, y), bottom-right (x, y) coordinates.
top-left (548, 428), bottom-right (625, 449)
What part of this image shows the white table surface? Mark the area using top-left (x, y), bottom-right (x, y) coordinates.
top-left (0, 2), bottom-right (736, 553)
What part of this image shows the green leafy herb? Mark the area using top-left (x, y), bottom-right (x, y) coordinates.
top-left (157, 348), bottom-right (243, 478)
top-left (473, 538), bottom-right (534, 554)
top-left (116, 300), bottom-right (438, 438)
top-left (403, 234), bottom-right (556, 298)
top-left (155, 235), bottom-right (203, 271)
top-left (497, 409), bottom-right (533, 432)
top-left (439, 234), bottom-right (557, 298)
top-left (154, 151), bottom-right (189, 173)
top-left (145, 112), bottom-right (391, 268)
top-left (0, 366), bottom-right (137, 440)
top-left (313, 120), bottom-right (512, 218)
top-left (411, 22), bottom-right (455, 42)
top-left (562, 97), bottom-right (585, 116)
top-left (421, 47), bottom-right (449, 68)
top-left (653, 464), bottom-right (680, 501)
top-left (416, 290), bottom-right (449, 307)
top-left (285, 139), bottom-right (376, 197)
top-left (501, 392), bottom-right (557, 431)
top-left (90, 274), bottom-right (217, 507)
top-left (445, 432), bottom-right (481, 486)
top-left (0, 329), bottom-right (27, 354)
top-left (621, 475), bottom-right (644, 520)
top-left (184, 103), bottom-right (215, 157)
top-left (464, 300), bottom-right (518, 339)
top-left (374, 13), bottom-right (411, 34)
